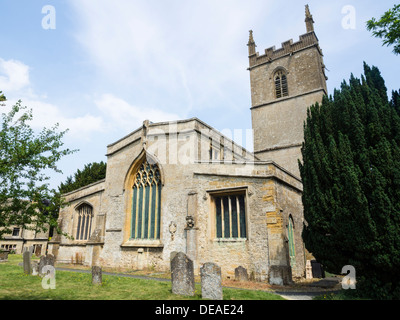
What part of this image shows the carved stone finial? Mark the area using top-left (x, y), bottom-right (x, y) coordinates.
top-left (248, 30), bottom-right (255, 44)
top-left (247, 30), bottom-right (257, 56)
top-left (142, 120), bottom-right (150, 149)
top-left (305, 4), bottom-right (315, 33)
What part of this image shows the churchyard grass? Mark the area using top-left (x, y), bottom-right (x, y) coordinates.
top-left (0, 255), bottom-right (285, 300)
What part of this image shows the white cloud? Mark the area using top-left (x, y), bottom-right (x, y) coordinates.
top-left (69, 0), bottom-right (274, 115)
top-left (94, 93), bottom-right (181, 132)
top-left (0, 57), bottom-right (105, 139)
top-left (0, 58), bottom-right (30, 93)
top-left (3, 98), bottom-right (105, 140)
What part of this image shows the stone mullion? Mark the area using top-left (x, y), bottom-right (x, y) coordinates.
top-left (236, 196), bottom-right (241, 238)
top-left (228, 196), bottom-right (232, 238)
top-left (80, 208), bottom-right (86, 240)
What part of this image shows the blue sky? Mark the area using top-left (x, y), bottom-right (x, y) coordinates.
top-left (1, 0), bottom-right (399, 190)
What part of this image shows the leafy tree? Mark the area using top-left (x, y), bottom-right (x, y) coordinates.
top-left (366, 4), bottom-right (400, 55)
top-left (58, 161), bottom-right (107, 194)
top-left (300, 63), bottom-right (400, 299)
top-left (0, 93), bottom-right (77, 239)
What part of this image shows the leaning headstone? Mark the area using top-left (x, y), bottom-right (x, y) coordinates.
top-left (200, 262), bottom-right (223, 300)
top-left (235, 266), bottom-right (248, 282)
top-left (170, 252), bottom-right (195, 296)
top-left (38, 254), bottom-right (55, 276)
top-left (92, 266), bottom-right (102, 285)
top-left (23, 250), bottom-right (31, 275)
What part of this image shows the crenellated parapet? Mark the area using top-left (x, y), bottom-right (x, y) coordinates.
top-left (248, 31), bottom-right (321, 69)
top-left (248, 4), bottom-right (322, 69)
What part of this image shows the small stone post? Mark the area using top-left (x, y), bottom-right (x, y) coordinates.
top-left (92, 266), bottom-right (102, 285)
top-left (23, 250), bottom-right (31, 275)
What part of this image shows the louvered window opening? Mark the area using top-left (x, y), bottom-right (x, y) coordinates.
top-left (215, 194), bottom-right (246, 239)
top-left (76, 204), bottom-right (93, 241)
top-left (275, 71), bottom-right (289, 98)
top-left (131, 161), bottom-right (162, 240)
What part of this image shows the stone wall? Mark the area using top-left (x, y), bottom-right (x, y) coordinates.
top-left (56, 180), bottom-right (105, 264)
top-left (56, 119), bottom-right (305, 284)
top-left (249, 30), bottom-right (327, 178)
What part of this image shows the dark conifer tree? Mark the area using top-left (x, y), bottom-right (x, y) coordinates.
top-left (300, 63), bottom-right (400, 299)
top-left (58, 161), bottom-right (107, 194)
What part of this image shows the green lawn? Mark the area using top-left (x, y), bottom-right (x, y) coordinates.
top-left (0, 255), bottom-right (285, 300)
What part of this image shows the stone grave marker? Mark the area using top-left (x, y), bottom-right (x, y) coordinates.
top-left (23, 250), bottom-right (32, 275)
top-left (38, 254), bottom-right (55, 276)
top-left (92, 266), bottom-right (102, 285)
top-left (32, 261), bottom-right (39, 275)
top-left (0, 250), bottom-right (9, 263)
top-left (200, 262), bottom-right (223, 300)
top-left (235, 266), bottom-right (248, 282)
top-left (311, 260), bottom-right (325, 278)
top-left (170, 252), bottom-right (195, 296)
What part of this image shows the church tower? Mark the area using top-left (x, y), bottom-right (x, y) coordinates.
top-left (248, 5), bottom-right (327, 177)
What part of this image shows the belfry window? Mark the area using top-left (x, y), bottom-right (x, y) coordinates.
top-left (274, 70), bottom-right (289, 98)
top-left (76, 204), bottom-right (93, 241)
top-left (214, 193), bottom-right (247, 239)
top-left (131, 161), bottom-right (162, 240)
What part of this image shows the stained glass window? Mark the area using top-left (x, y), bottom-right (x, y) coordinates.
top-left (287, 216), bottom-right (296, 267)
top-left (131, 160), bottom-right (162, 240)
top-left (215, 194), bottom-right (246, 239)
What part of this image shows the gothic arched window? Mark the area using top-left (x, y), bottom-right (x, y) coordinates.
top-left (274, 70), bottom-right (289, 98)
top-left (287, 215), bottom-right (296, 267)
top-left (131, 160), bottom-right (162, 240)
top-left (76, 204), bottom-right (93, 241)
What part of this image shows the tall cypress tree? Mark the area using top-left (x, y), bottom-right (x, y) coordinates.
top-left (300, 63), bottom-right (400, 299)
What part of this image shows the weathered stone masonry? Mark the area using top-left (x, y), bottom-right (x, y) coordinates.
top-left (50, 6), bottom-right (327, 285)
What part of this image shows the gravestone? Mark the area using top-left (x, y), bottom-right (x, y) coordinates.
top-left (170, 252), bottom-right (195, 296)
top-left (32, 261), bottom-right (39, 275)
top-left (200, 262), bottom-right (223, 300)
top-left (235, 266), bottom-right (248, 282)
top-left (92, 266), bottom-right (102, 285)
top-left (0, 250), bottom-right (9, 262)
top-left (311, 260), bottom-right (325, 279)
top-left (23, 250), bottom-right (31, 275)
top-left (38, 254), bottom-right (55, 276)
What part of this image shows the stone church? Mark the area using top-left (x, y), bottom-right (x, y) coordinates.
top-left (48, 5), bottom-right (327, 285)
